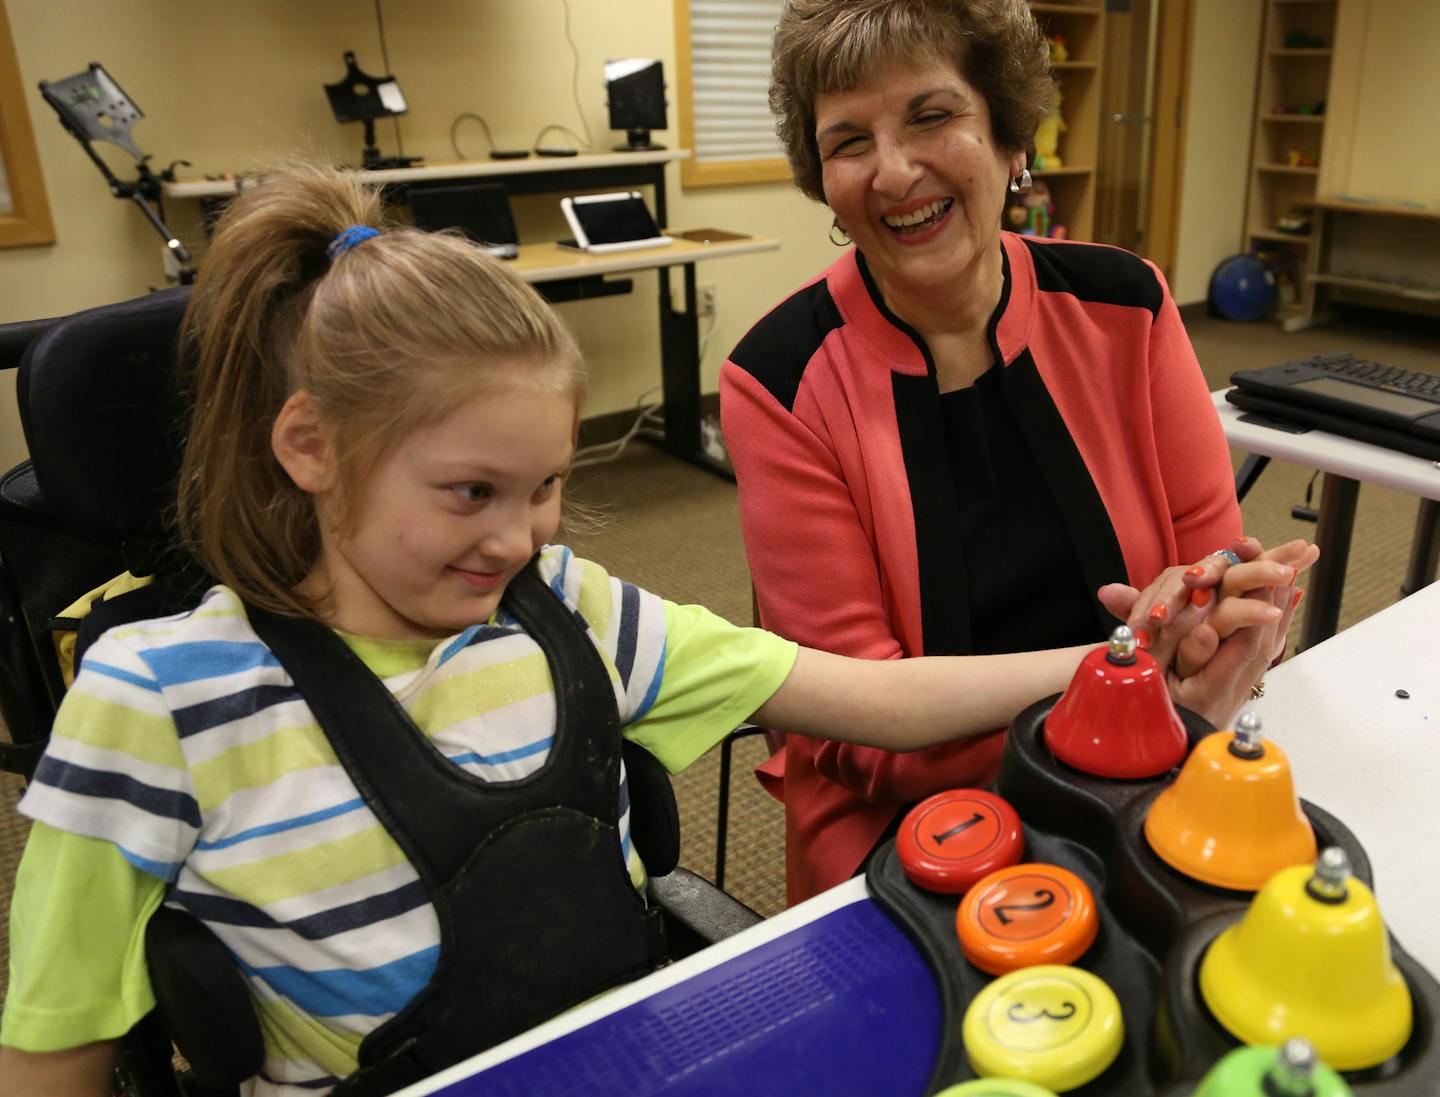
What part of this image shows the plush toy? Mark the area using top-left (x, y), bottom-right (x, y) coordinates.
top-left (1032, 89), bottom-right (1066, 171)
top-left (1048, 35), bottom-right (1069, 64)
top-left (1006, 179), bottom-right (1055, 239)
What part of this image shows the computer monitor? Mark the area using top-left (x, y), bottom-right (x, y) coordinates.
top-left (605, 59), bottom-right (667, 152)
top-left (409, 183), bottom-right (520, 260)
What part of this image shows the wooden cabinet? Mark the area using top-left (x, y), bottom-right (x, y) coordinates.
top-left (1243, 0), bottom-right (1340, 326)
top-left (1028, 2), bottom-right (1105, 242)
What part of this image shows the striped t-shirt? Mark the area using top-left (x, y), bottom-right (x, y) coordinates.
top-left (6, 546), bottom-right (796, 1094)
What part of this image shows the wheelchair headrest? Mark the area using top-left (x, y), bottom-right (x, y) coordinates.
top-left (18, 287), bottom-right (192, 569)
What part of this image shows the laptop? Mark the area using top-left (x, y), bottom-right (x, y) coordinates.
top-left (408, 183), bottom-right (520, 260)
top-left (559, 191), bottom-right (672, 254)
top-left (1226, 351), bottom-right (1440, 460)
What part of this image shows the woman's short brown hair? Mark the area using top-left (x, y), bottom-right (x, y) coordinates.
top-left (177, 163), bottom-right (584, 617)
top-left (770, 0), bottom-right (1054, 202)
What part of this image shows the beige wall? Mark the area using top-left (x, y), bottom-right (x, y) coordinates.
top-left (1346, 3), bottom-right (1440, 201)
top-left (0, 0), bottom-right (833, 470)
top-left (1171, 0), bottom-right (1263, 305)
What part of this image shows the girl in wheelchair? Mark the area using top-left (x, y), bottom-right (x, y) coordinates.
top-left (1, 164), bottom-right (1309, 1096)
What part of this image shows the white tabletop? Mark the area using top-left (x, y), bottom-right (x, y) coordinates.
top-left (1213, 388), bottom-right (1440, 500)
top-left (508, 235), bottom-right (779, 283)
top-left (1249, 579), bottom-right (1440, 970)
top-left (162, 150), bottom-right (691, 200)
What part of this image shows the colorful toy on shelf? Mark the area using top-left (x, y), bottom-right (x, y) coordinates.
top-left (1192, 1039), bottom-right (1352, 1097)
top-left (1047, 35), bottom-right (1068, 64)
top-left (1043, 625), bottom-right (1188, 779)
top-left (1287, 149), bottom-right (1319, 168)
top-left (1199, 847), bottom-right (1414, 1071)
top-left (1144, 713), bottom-right (1317, 891)
top-left (1276, 207), bottom-right (1312, 235)
top-left (1007, 179), bottom-right (1057, 238)
top-left (1032, 89), bottom-right (1066, 172)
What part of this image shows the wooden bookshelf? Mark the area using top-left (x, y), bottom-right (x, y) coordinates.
top-left (1027, 0), bottom-right (1105, 241)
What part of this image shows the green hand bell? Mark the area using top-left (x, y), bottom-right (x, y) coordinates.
top-left (1192, 1039), bottom-right (1351, 1097)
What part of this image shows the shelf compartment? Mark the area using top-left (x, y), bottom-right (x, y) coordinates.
top-left (1309, 273), bottom-right (1440, 302)
top-left (1250, 229), bottom-right (1313, 245)
top-left (1257, 163), bottom-right (1320, 174)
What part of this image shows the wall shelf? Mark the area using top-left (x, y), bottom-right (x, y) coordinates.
top-left (1024, 1), bottom-right (1105, 240)
top-left (1244, 0), bottom-right (1339, 323)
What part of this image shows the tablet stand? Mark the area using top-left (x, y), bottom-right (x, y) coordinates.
top-left (38, 63), bottom-right (195, 284)
top-left (323, 52), bottom-right (422, 171)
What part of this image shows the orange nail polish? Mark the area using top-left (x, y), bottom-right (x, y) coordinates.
top-left (1289, 566), bottom-right (1298, 584)
top-left (1292, 588), bottom-right (1305, 607)
top-left (1147, 602), bottom-right (1169, 623)
top-left (1135, 628), bottom-right (1152, 649)
top-left (1186, 566), bottom-right (1206, 577)
top-left (1190, 587), bottom-right (1213, 608)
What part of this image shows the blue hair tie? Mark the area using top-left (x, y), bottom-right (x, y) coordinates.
top-left (327, 225), bottom-right (380, 262)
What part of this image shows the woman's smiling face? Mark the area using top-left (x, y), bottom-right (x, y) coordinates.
top-left (815, 56), bottom-right (1025, 303)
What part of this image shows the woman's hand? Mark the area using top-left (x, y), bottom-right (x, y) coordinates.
top-left (1097, 536), bottom-right (1319, 729)
top-left (1171, 537), bottom-right (1317, 678)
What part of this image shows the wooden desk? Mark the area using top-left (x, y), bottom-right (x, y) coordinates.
top-left (163, 152), bottom-right (779, 474)
top-left (1213, 388), bottom-right (1440, 649)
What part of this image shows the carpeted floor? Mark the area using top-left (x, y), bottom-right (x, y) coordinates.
top-left (2, 305), bottom-right (1437, 1009)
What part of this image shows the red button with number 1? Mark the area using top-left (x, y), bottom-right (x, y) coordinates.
top-left (896, 789), bottom-right (1024, 894)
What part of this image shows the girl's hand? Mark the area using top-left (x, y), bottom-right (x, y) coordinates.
top-left (1096, 536), bottom-right (1319, 729)
top-left (1173, 537), bottom-right (1319, 677)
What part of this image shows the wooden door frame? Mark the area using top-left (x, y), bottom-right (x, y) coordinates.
top-left (0, 0), bottom-right (55, 247)
top-left (1142, 0), bottom-right (1195, 280)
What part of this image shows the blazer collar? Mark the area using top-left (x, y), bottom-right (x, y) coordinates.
top-left (827, 232), bottom-right (1036, 377)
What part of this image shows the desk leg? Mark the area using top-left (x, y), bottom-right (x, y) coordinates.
top-left (656, 264), bottom-right (732, 480)
top-left (1401, 498), bottom-right (1440, 597)
top-left (1299, 473), bottom-right (1359, 652)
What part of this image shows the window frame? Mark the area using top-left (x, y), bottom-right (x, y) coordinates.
top-left (0, 0), bottom-right (55, 248)
top-left (673, 0), bottom-right (792, 188)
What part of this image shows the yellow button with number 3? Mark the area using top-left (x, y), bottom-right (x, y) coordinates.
top-left (962, 965), bottom-right (1123, 1091)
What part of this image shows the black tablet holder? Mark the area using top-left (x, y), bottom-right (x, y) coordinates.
top-left (38, 63), bottom-right (195, 284)
top-left (323, 52), bottom-right (422, 171)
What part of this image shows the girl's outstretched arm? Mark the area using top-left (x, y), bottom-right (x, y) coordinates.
top-left (750, 643), bottom-right (1095, 753)
top-left (0, 1042), bottom-right (118, 1097)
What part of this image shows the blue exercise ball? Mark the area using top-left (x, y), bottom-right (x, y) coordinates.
top-left (1209, 255), bottom-right (1277, 321)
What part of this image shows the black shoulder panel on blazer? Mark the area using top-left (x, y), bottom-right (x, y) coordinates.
top-left (727, 279), bottom-right (844, 413)
top-left (1022, 238), bottom-right (1162, 318)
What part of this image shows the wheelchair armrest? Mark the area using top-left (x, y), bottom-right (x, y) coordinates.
top-left (647, 867), bottom-right (763, 959)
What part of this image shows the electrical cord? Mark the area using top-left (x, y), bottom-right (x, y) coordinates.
top-left (450, 113), bottom-right (497, 160)
top-left (572, 384), bottom-right (665, 468)
top-left (531, 0), bottom-right (594, 151)
top-left (373, 0), bottom-right (405, 158)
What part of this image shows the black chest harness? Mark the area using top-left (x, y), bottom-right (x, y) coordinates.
top-left (243, 565), bottom-right (667, 1096)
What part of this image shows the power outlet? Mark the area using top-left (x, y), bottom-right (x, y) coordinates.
top-left (697, 283), bottom-right (717, 318)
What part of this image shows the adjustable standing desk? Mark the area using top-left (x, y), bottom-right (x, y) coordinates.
top-left (1213, 388), bottom-right (1440, 650)
top-left (387, 581), bottom-right (1440, 1097)
top-left (162, 152), bottom-right (779, 475)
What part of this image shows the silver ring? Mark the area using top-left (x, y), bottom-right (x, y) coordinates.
top-left (1213, 548), bottom-right (1243, 567)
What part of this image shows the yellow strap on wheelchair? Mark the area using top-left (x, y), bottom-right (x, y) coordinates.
top-left (50, 571), bottom-right (154, 688)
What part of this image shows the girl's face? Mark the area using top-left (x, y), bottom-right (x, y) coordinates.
top-left (815, 57), bottom-right (1024, 303)
top-left (309, 376), bottom-right (577, 640)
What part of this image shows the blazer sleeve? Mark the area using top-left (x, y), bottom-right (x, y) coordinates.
top-left (720, 358), bottom-right (1001, 806)
top-left (1145, 262), bottom-right (1243, 563)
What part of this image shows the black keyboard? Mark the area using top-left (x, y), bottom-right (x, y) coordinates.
top-left (1301, 352), bottom-right (1440, 401)
top-left (1227, 351), bottom-right (1440, 461)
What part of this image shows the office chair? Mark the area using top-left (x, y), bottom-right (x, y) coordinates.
top-left (0, 290), bottom-right (761, 1095)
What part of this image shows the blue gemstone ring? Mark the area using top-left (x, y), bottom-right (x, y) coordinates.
top-left (1213, 548), bottom-right (1243, 567)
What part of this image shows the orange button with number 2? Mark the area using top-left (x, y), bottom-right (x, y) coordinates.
top-left (955, 863), bottom-right (1098, 975)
